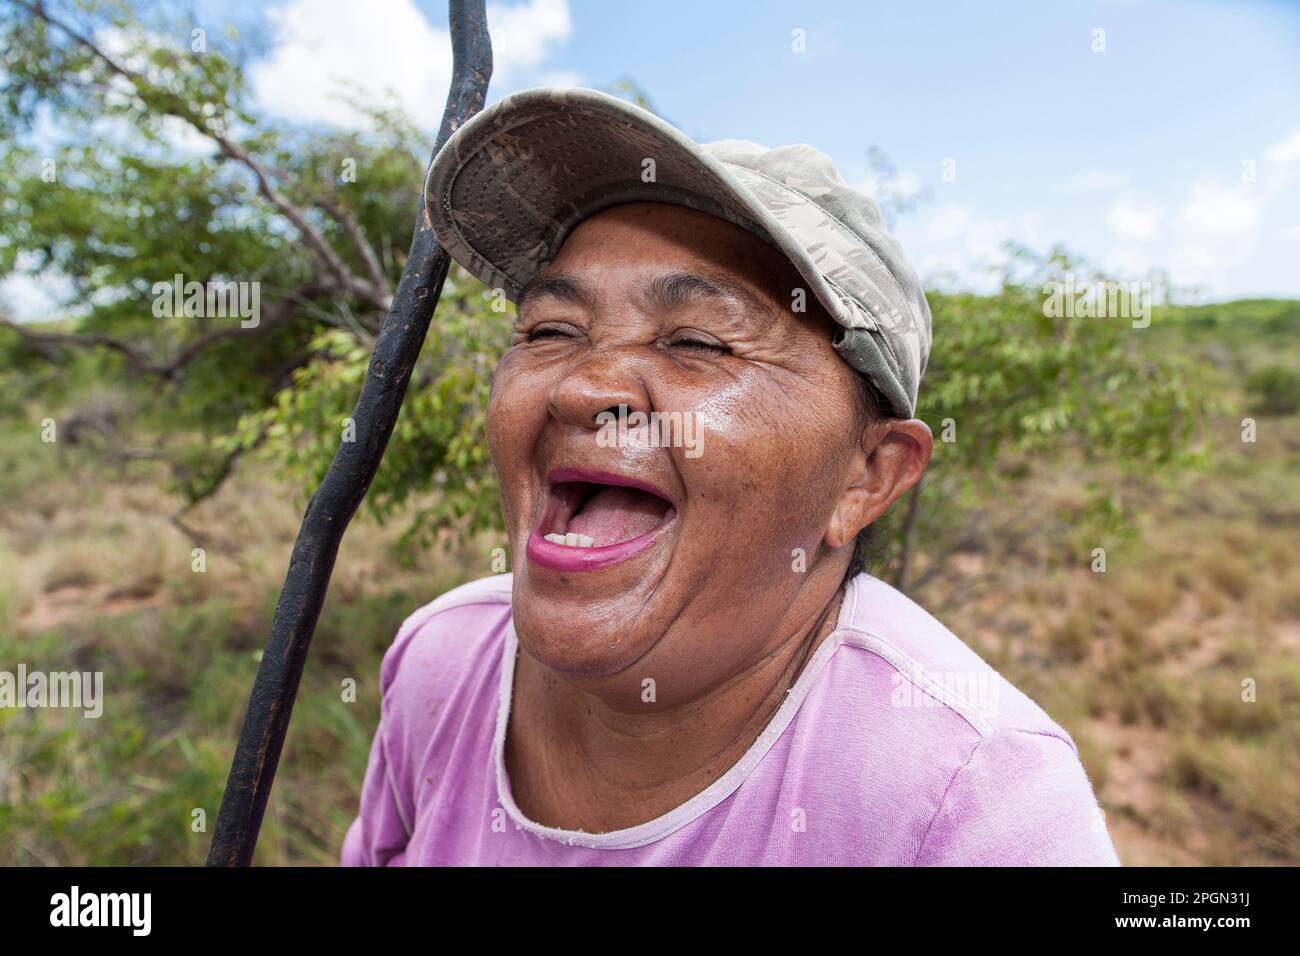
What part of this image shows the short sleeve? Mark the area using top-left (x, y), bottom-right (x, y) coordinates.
top-left (913, 729), bottom-right (1121, 866)
top-left (341, 601), bottom-right (445, 866)
top-left (340, 716), bottom-right (414, 866)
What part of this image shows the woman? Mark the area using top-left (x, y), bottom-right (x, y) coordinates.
top-left (342, 89), bottom-right (1119, 866)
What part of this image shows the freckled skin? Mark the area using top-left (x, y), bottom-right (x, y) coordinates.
top-left (488, 202), bottom-right (932, 831)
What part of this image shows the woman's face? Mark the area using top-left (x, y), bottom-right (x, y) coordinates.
top-left (487, 202), bottom-right (875, 706)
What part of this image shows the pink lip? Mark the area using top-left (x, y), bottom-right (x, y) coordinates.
top-left (526, 467), bottom-right (678, 573)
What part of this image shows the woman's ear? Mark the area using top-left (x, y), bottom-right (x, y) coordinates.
top-left (824, 418), bottom-right (933, 550)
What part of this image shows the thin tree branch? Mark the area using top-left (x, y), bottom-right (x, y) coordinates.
top-left (1, 316), bottom-right (163, 373)
top-left (313, 197), bottom-right (391, 303)
top-left (15, 0), bottom-right (389, 311)
top-left (0, 281), bottom-right (328, 379)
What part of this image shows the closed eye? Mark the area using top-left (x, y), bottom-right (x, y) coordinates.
top-left (524, 325), bottom-right (579, 342)
top-left (669, 337), bottom-right (730, 355)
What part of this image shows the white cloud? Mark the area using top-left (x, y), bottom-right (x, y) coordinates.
top-left (1149, 179), bottom-right (1265, 296)
top-left (488, 0), bottom-right (571, 73)
top-left (1105, 195), bottom-right (1164, 243)
top-left (1175, 179), bottom-right (1261, 236)
top-left (900, 204), bottom-right (1043, 292)
top-left (921, 205), bottom-right (971, 243)
top-left (250, 0), bottom-right (574, 130)
top-left (897, 169), bottom-right (1295, 300)
top-left (1264, 128), bottom-right (1300, 165)
top-left (250, 0), bottom-right (451, 128)
top-left (537, 70), bottom-right (584, 89)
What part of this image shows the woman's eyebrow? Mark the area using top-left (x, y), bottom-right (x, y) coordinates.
top-left (638, 271), bottom-right (776, 321)
top-left (517, 274), bottom-right (595, 314)
top-left (516, 270), bottom-right (777, 325)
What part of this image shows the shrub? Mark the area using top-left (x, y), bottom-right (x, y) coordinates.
top-left (1245, 365), bottom-right (1300, 415)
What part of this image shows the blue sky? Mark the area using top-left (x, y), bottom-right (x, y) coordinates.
top-left (553, 0), bottom-right (1300, 300)
top-left (8, 0), bottom-right (1300, 316)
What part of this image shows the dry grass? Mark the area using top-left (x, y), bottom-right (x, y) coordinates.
top-left (0, 429), bottom-right (492, 865)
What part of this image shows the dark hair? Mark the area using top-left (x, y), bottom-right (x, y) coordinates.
top-left (841, 373), bottom-right (889, 586)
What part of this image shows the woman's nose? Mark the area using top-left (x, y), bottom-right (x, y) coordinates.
top-left (547, 347), bottom-right (651, 431)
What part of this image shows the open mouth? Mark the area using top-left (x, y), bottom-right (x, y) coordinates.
top-left (527, 468), bottom-right (678, 572)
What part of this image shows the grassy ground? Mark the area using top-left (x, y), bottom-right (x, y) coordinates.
top-left (0, 301), bottom-right (1296, 865)
top-left (0, 440), bottom-right (486, 865)
top-left (919, 428), bottom-right (1300, 865)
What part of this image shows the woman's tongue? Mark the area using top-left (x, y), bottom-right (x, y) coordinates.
top-left (566, 486), bottom-right (666, 546)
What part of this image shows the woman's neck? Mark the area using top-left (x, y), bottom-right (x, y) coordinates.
top-left (505, 575), bottom-right (848, 833)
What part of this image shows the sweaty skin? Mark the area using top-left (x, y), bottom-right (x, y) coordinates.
top-left (488, 202), bottom-right (933, 832)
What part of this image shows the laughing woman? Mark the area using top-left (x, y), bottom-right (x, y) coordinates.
top-left (342, 89), bottom-right (1120, 866)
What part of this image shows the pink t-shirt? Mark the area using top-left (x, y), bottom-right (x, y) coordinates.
top-left (342, 572), bottom-right (1120, 866)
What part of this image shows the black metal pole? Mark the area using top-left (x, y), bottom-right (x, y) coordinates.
top-left (206, 0), bottom-right (493, 866)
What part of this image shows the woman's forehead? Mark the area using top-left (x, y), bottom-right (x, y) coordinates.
top-left (541, 202), bottom-right (810, 312)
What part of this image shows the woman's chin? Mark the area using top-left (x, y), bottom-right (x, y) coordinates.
top-left (512, 601), bottom-right (657, 679)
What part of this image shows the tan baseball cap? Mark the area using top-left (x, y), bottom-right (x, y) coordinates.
top-left (424, 87), bottom-right (931, 417)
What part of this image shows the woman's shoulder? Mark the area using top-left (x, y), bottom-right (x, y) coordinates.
top-left (377, 573), bottom-right (514, 704)
top-left (348, 575), bottom-right (513, 860)
top-left (818, 573), bottom-right (1120, 864)
top-left (833, 571), bottom-right (1075, 746)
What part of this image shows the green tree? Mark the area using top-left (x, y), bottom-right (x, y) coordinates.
top-left (1, 0), bottom-right (506, 542)
top-left (879, 245), bottom-right (1213, 592)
